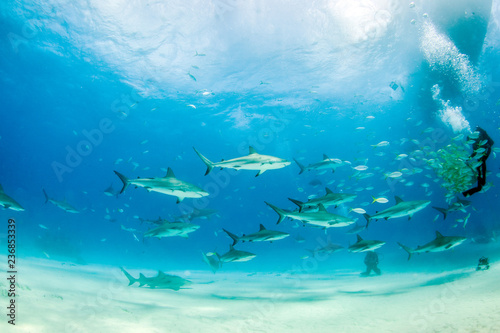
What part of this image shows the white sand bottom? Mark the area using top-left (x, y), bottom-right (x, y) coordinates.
top-left (1, 256), bottom-right (499, 333)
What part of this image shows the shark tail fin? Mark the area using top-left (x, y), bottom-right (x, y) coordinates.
top-left (265, 202), bottom-right (286, 225)
top-left (288, 198), bottom-right (304, 212)
top-left (42, 189), bottom-right (50, 204)
top-left (114, 171), bottom-right (130, 194)
top-left (120, 267), bottom-right (137, 286)
top-left (293, 158), bottom-right (306, 175)
top-left (193, 147), bottom-right (214, 176)
top-left (222, 228), bottom-right (239, 246)
top-left (363, 213), bottom-right (372, 228)
top-left (432, 206), bottom-right (447, 220)
top-left (397, 243), bottom-right (413, 261)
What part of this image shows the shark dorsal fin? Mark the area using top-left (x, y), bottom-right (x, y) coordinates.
top-left (259, 224), bottom-right (266, 231)
top-left (435, 231), bottom-right (444, 238)
top-left (229, 245), bottom-right (235, 251)
top-left (249, 146), bottom-right (257, 155)
top-left (394, 196), bottom-right (404, 204)
top-left (323, 154), bottom-right (329, 160)
top-left (356, 235), bottom-right (363, 242)
top-left (325, 187), bottom-right (333, 194)
top-left (165, 168), bottom-right (176, 178)
top-left (139, 273), bottom-right (146, 280)
top-left (318, 204), bottom-right (327, 212)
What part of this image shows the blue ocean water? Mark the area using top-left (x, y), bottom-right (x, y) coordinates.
top-left (1, 0), bottom-right (500, 278)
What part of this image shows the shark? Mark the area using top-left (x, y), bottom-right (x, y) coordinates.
top-left (363, 196), bottom-right (430, 227)
top-left (193, 146), bottom-right (290, 177)
top-left (201, 252), bottom-right (221, 274)
top-left (348, 235), bottom-right (386, 253)
top-left (0, 184), bottom-right (24, 211)
top-left (177, 208), bottom-right (219, 222)
top-left (432, 197), bottom-right (472, 220)
top-left (398, 231), bottom-right (467, 260)
top-left (294, 154), bottom-right (343, 174)
top-left (288, 188), bottom-right (357, 212)
top-left (43, 189), bottom-right (79, 213)
top-left (103, 184), bottom-right (119, 197)
top-left (143, 221), bottom-right (200, 239)
top-left (345, 223), bottom-right (367, 234)
top-left (223, 224), bottom-right (290, 246)
top-left (120, 267), bottom-right (192, 290)
top-left (216, 245), bottom-right (256, 263)
top-left (306, 242), bottom-right (344, 257)
top-left (265, 202), bottom-right (355, 228)
top-left (138, 216), bottom-right (168, 226)
top-left (114, 168), bottom-right (209, 203)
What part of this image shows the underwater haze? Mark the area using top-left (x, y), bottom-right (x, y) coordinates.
top-left (2, 0), bottom-right (500, 332)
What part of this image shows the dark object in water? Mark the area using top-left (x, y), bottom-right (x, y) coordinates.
top-left (463, 126), bottom-right (494, 197)
top-left (360, 251), bottom-right (381, 277)
top-left (476, 256), bottom-right (490, 271)
top-left (308, 179), bottom-right (322, 187)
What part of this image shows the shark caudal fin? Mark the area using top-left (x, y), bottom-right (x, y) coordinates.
top-left (42, 189), bottom-right (50, 204)
top-left (193, 147), bottom-right (215, 176)
top-left (363, 213), bottom-right (372, 228)
top-left (397, 243), bottom-right (413, 261)
top-left (288, 198), bottom-right (305, 212)
top-left (222, 228), bottom-right (240, 246)
top-left (265, 202), bottom-right (286, 225)
top-left (293, 158), bottom-right (306, 175)
top-left (432, 206), bottom-right (448, 220)
top-left (114, 171), bottom-right (130, 194)
top-left (120, 267), bottom-right (138, 286)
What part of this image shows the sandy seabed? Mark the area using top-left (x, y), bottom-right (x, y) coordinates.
top-left (1, 255), bottom-right (499, 333)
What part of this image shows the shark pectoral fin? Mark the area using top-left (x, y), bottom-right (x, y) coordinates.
top-left (408, 215), bottom-right (412, 221)
top-left (256, 170), bottom-right (266, 177)
top-left (176, 197), bottom-right (185, 204)
top-left (3, 204), bottom-right (11, 209)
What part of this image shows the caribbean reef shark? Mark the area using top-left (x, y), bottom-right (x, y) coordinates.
top-left (193, 146), bottom-right (290, 177)
top-left (114, 168), bottom-right (209, 203)
top-left (0, 184), bottom-right (24, 211)
top-left (398, 231), bottom-right (467, 260)
top-left (120, 267), bottom-right (192, 290)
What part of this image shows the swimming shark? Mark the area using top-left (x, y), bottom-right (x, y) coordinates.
top-left (0, 184), bottom-right (24, 211)
top-left (348, 235), bottom-right (386, 253)
top-left (363, 196), bottom-right (430, 227)
top-left (223, 224), bottom-right (290, 246)
top-left (43, 189), bottom-right (79, 213)
top-left (143, 221), bottom-right (200, 239)
top-left (138, 216), bottom-right (168, 226)
top-left (193, 146), bottom-right (290, 177)
top-left (432, 197), bottom-right (472, 220)
top-left (114, 168), bottom-right (209, 203)
top-left (398, 231), bottom-right (467, 260)
top-left (265, 202), bottom-right (355, 228)
top-left (177, 208), bottom-right (219, 221)
top-left (294, 154), bottom-right (343, 174)
top-left (345, 223), bottom-right (366, 234)
top-left (216, 245), bottom-right (256, 263)
top-left (306, 242), bottom-right (344, 257)
top-left (103, 184), bottom-right (119, 197)
top-left (120, 267), bottom-right (192, 290)
top-left (201, 252), bottom-right (221, 273)
top-left (288, 188), bottom-right (357, 212)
